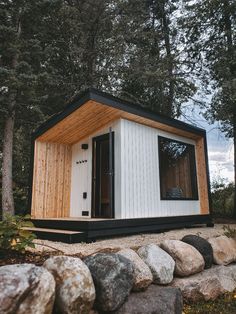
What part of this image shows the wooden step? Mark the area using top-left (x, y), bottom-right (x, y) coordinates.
top-left (23, 227), bottom-right (84, 234)
top-left (22, 227), bottom-right (87, 244)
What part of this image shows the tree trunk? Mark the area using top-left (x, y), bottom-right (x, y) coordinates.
top-left (161, 0), bottom-right (174, 117)
top-left (222, 0), bottom-right (235, 217)
top-left (233, 118), bottom-right (236, 218)
top-left (2, 112), bottom-right (15, 216)
top-left (1, 13), bottom-right (21, 218)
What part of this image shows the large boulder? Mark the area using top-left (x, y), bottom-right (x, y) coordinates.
top-left (137, 243), bottom-right (175, 285)
top-left (161, 240), bottom-right (205, 276)
top-left (182, 234), bottom-right (213, 269)
top-left (171, 269), bottom-right (222, 302)
top-left (171, 264), bottom-right (236, 302)
top-left (216, 264), bottom-right (236, 292)
top-left (118, 248), bottom-right (153, 291)
top-left (114, 285), bottom-right (183, 314)
top-left (84, 253), bottom-right (134, 312)
top-left (0, 263), bottom-right (55, 314)
top-left (208, 235), bottom-right (236, 265)
top-left (43, 256), bottom-right (95, 314)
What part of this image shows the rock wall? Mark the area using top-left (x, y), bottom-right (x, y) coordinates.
top-left (1, 235), bottom-right (236, 314)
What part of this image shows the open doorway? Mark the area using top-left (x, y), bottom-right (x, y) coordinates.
top-left (92, 132), bottom-right (114, 218)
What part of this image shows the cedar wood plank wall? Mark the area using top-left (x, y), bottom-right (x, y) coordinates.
top-left (31, 141), bottom-right (72, 218)
top-left (196, 137), bottom-right (209, 214)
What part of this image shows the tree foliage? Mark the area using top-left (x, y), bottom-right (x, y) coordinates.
top-left (211, 178), bottom-right (235, 217)
top-left (112, 0), bottom-right (196, 115)
top-left (0, 0), bottom-right (65, 214)
top-left (0, 214), bottom-right (36, 252)
top-left (180, 0), bottom-right (235, 215)
top-left (180, 0), bottom-right (236, 137)
top-left (0, 0), bottom-right (235, 215)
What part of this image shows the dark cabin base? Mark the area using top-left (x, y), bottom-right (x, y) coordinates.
top-left (31, 214), bottom-right (214, 244)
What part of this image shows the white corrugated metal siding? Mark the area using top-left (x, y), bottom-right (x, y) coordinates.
top-left (70, 120), bottom-right (121, 218)
top-left (120, 119), bottom-right (200, 218)
top-left (70, 118), bottom-right (200, 219)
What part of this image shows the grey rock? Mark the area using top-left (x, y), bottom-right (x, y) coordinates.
top-left (208, 235), bottom-right (236, 265)
top-left (161, 240), bottom-right (205, 276)
top-left (182, 234), bottom-right (213, 269)
top-left (137, 243), bottom-right (175, 285)
top-left (114, 285), bottom-right (183, 314)
top-left (44, 256), bottom-right (95, 314)
top-left (0, 263), bottom-right (55, 314)
top-left (171, 264), bottom-right (236, 302)
top-left (118, 248), bottom-right (153, 291)
top-left (84, 253), bottom-right (134, 312)
top-left (214, 264), bottom-right (236, 292)
top-left (171, 270), bottom-right (222, 302)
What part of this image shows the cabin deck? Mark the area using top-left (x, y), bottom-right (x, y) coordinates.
top-left (30, 214), bottom-right (213, 244)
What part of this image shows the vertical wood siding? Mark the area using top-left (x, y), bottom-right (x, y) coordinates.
top-left (31, 141), bottom-right (72, 218)
top-left (120, 119), bottom-right (201, 218)
top-left (195, 137), bottom-right (210, 214)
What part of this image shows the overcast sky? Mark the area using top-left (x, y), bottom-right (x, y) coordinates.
top-left (180, 106), bottom-right (234, 184)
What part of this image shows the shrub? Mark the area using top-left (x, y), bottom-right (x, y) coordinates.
top-left (223, 225), bottom-right (236, 240)
top-left (211, 178), bottom-right (235, 218)
top-left (0, 214), bottom-right (36, 253)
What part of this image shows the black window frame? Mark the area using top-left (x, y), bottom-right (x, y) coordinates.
top-left (158, 136), bottom-right (199, 201)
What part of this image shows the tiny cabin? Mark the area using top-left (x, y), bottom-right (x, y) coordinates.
top-left (29, 88), bottom-right (213, 243)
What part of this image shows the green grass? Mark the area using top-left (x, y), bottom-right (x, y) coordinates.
top-left (183, 290), bottom-right (236, 314)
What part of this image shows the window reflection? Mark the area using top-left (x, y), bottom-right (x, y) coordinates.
top-left (158, 136), bottom-right (198, 200)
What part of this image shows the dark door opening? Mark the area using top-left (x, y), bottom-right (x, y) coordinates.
top-left (92, 132), bottom-right (114, 218)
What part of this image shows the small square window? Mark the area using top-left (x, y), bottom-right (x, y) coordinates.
top-left (158, 136), bottom-right (198, 200)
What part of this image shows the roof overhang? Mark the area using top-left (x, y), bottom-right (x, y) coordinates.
top-left (33, 88), bottom-right (206, 144)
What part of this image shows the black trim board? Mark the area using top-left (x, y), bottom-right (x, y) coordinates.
top-left (32, 88), bottom-right (206, 140)
top-left (32, 214), bottom-right (213, 243)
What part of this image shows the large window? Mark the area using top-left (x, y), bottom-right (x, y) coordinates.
top-left (158, 136), bottom-right (198, 200)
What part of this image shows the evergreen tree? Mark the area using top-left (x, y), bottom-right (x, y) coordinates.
top-left (3, 0), bottom-right (229, 217)
top-left (113, 0), bottom-right (196, 116)
top-left (180, 0), bottom-right (236, 214)
top-left (0, 0), bottom-right (62, 216)
top-left (0, 0), bottom-right (122, 215)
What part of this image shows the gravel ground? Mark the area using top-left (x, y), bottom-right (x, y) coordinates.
top-left (31, 224), bottom-right (236, 258)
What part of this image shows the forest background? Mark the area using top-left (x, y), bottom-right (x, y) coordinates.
top-left (0, 0), bottom-right (235, 217)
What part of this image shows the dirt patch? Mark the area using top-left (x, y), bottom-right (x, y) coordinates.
top-left (0, 250), bottom-right (61, 267)
top-left (213, 217), bottom-right (236, 224)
